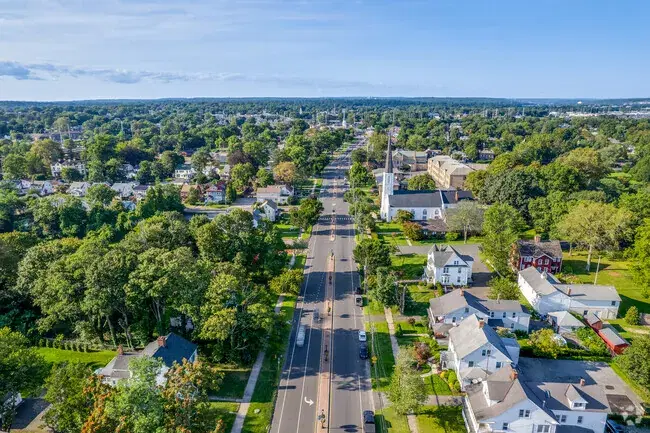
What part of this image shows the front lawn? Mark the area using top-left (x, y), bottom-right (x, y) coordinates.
top-left (416, 406), bottom-right (466, 433)
top-left (35, 347), bottom-right (116, 370)
top-left (375, 406), bottom-right (410, 433)
top-left (208, 402), bottom-right (240, 432)
top-left (214, 365), bottom-right (251, 399)
top-left (392, 253), bottom-right (427, 280)
top-left (403, 284), bottom-right (435, 317)
top-left (423, 374), bottom-right (453, 396)
top-left (367, 321), bottom-right (395, 390)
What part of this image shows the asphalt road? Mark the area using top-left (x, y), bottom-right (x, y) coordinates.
top-left (271, 144), bottom-right (373, 433)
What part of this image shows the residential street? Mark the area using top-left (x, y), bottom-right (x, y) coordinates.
top-left (270, 145), bottom-right (373, 433)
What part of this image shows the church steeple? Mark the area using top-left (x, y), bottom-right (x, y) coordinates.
top-left (385, 134), bottom-right (393, 173)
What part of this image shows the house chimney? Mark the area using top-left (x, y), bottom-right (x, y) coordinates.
top-left (478, 319), bottom-right (485, 328)
top-left (534, 235), bottom-right (541, 244)
top-left (117, 344), bottom-right (124, 355)
top-left (579, 378), bottom-right (585, 387)
top-left (510, 369), bottom-right (518, 381)
top-left (459, 288), bottom-right (464, 296)
top-left (157, 336), bottom-right (167, 348)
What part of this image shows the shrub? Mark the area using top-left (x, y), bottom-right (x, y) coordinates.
top-left (513, 330), bottom-right (528, 339)
top-left (625, 306), bottom-right (640, 326)
top-left (414, 342), bottom-right (432, 366)
top-left (445, 231), bottom-right (460, 242)
top-left (576, 327), bottom-right (609, 356)
top-left (407, 317), bottom-right (416, 326)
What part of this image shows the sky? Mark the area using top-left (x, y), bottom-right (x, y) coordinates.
top-left (1, 0), bottom-right (650, 101)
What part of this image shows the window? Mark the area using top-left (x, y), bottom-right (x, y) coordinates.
top-left (452, 317), bottom-right (456, 323)
top-left (525, 410), bottom-right (531, 418)
top-left (468, 361), bottom-right (474, 367)
top-left (545, 259), bottom-right (549, 265)
top-left (457, 276), bottom-right (461, 283)
top-left (502, 423), bottom-right (508, 431)
top-left (490, 312), bottom-right (495, 318)
top-left (556, 415), bottom-right (566, 423)
top-left (512, 312), bottom-right (517, 318)
top-left (444, 267), bottom-right (449, 273)
top-left (583, 310), bottom-right (588, 316)
top-left (503, 312), bottom-right (507, 318)
top-left (458, 267), bottom-right (462, 274)
top-left (611, 301), bottom-right (617, 306)
top-left (573, 402), bottom-right (584, 408)
top-left (519, 410), bottom-right (524, 418)
top-left (454, 260), bottom-right (459, 265)
top-left (465, 308), bottom-right (470, 313)
top-left (510, 323), bottom-right (515, 329)
top-left (537, 426), bottom-right (550, 433)
top-left (423, 209), bottom-right (427, 217)
top-left (577, 416), bottom-right (583, 424)
top-left (481, 349), bottom-right (492, 356)
top-left (496, 362), bottom-right (502, 369)
top-left (519, 409), bottom-right (531, 418)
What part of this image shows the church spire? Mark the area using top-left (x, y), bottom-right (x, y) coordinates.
top-left (385, 133), bottom-right (393, 173)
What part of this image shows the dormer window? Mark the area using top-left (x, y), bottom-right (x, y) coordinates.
top-left (573, 402), bottom-right (585, 409)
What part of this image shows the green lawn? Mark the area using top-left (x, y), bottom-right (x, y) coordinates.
top-left (215, 365), bottom-right (251, 399)
top-left (208, 402), bottom-right (240, 432)
top-left (416, 406), bottom-right (466, 433)
top-left (293, 254), bottom-right (306, 270)
top-left (276, 223), bottom-right (300, 239)
top-left (403, 284), bottom-right (435, 317)
top-left (35, 347), bottom-right (116, 370)
top-left (241, 295), bottom-right (297, 433)
top-left (367, 321), bottom-right (395, 390)
top-left (375, 406), bottom-right (410, 433)
top-left (365, 298), bottom-right (386, 316)
top-left (301, 225), bottom-right (313, 240)
top-left (423, 374), bottom-right (454, 396)
top-left (392, 254), bottom-right (427, 280)
top-left (562, 252), bottom-right (648, 315)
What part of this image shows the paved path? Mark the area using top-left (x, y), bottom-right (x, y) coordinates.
top-left (229, 295), bottom-right (285, 433)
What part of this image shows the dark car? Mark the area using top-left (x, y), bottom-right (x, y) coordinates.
top-left (359, 342), bottom-right (369, 359)
top-left (363, 410), bottom-right (375, 433)
top-left (355, 286), bottom-right (363, 294)
top-left (606, 420), bottom-right (625, 433)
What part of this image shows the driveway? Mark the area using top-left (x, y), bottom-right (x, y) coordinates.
top-left (518, 358), bottom-right (645, 416)
top-left (399, 243), bottom-right (493, 291)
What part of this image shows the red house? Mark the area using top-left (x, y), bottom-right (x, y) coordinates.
top-left (511, 236), bottom-right (563, 273)
top-left (597, 326), bottom-right (629, 355)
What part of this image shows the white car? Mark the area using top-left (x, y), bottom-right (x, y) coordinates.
top-left (358, 330), bottom-right (367, 342)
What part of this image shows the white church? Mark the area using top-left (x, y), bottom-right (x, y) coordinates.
top-left (379, 136), bottom-right (473, 222)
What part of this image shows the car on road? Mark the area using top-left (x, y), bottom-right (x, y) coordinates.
top-left (358, 330), bottom-right (367, 342)
top-left (296, 325), bottom-right (306, 347)
top-left (359, 342), bottom-right (369, 359)
top-left (606, 420), bottom-right (625, 433)
top-left (355, 295), bottom-right (363, 307)
top-left (363, 410), bottom-right (375, 432)
top-left (355, 286), bottom-right (363, 294)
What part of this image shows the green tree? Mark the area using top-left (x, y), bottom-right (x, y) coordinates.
top-left (481, 204), bottom-right (525, 276)
top-left (394, 209), bottom-right (413, 223)
top-left (269, 269), bottom-right (304, 295)
top-left (353, 238), bottom-right (393, 274)
top-left (0, 188), bottom-right (21, 232)
top-left (273, 161), bottom-right (298, 185)
top-left (557, 201), bottom-right (631, 271)
top-left (186, 186), bottom-right (202, 205)
top-left (445, 201), bottom-right (483, 243)
top-left (136, 184), bottom-right (183, 218)
top-left (225, 183), bottom-right (237, 204)
top-left (255, 167), bottom-right (274, 187)
top-left (191, 147), bottom-right (211, 174)
top-left (43, 362), bottom-right (93, 433)
top-left (407, 173), bottom-right (436, 190)
top-left (0, 327), bottom-right (48, 432)
top-left (616, 334), bottom-right (650, 390)
top-left (230, 162), bottom-right (255, 190)
top-left (632, 219), bottom-right (650, 298)
top-left (369, 267), bottom-right (398, 307)
top-left (2, 154), bottom-right (27, 180)
top-left (402, 221), bottom-right (424, 241)
top-left (289, 197), bottom-right (323, 230)
top-left (31, 138), bottom-right (63, 167)
top-left (86, 184), bottom-right (117, 207)
top-left (61, 167), bottom-right (83, 182)
top-left (488, 277), bottom-right (520, 300)
top-left (558, 147), bottom-right (610, 186)
top-left (529, 328), bottom-right (561, 359)
top-left (482, 168), bottom-right (542, 217)
top-left (348, 162), bottom-right (373, 187)
top-left (387, 349), bottom-right (427, 415)
top-left (625, 306), bottom-right (640, 326)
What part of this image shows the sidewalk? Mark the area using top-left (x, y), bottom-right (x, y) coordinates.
top-left (229, 295), bottom-right (285, 433)
top-left (384, 308), bottom-right (419, 433)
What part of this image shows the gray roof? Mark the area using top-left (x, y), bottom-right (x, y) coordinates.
top-left (262, 199), bottom-right (278, 210)
top-left (428, 244), bottom-right (473, 268)
top-left (516, 239), bottom-right (563, 259)
top-left (598, 326), bottom-right (628, 347)
top-left (526, 381), bottom-right (609, 413)
top-left (585, 312), bottom-right (601, 326)
top-left (556, 426), bottom-right (595, 433)
top-left (548, 311), bottom-right (585, 328)
top-left (448, 315), bottom-right (514, 360)
top-left (554, 284), bottom-right (621, 302)
top-left (141, 333), bottom-right (197, 368)
top-left (388, 189), bottom-right (473, 209)
top-left (429, 289), bottom-right (528, 317)
top-left (518, 267), bottom-right (560, 296)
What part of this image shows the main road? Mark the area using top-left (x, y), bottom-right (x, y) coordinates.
top-left (270, 142), bottom-right (373, 433)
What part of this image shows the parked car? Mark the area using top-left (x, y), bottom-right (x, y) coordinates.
top-left (355, 296), bottom-right (363, 307)
top-left (355, 286), bottom-right (363, 294)
top-left (358, 330), bottom-right (367, 342)
top-left (363, 410), bottom-right (376, 433)
top-left (606, 420), bottom-right (625, 433)
top-left (359, 342), bottom-right (368, 359)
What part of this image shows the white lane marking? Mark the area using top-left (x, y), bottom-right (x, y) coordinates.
top-left (305, 397), bottom-right (314, 406)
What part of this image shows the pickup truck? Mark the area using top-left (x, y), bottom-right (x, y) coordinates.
top-left (363, 410), bottom-right (375, 433)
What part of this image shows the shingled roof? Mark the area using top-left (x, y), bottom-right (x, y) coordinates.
top-left (516, 239), bottom-right (563, 259)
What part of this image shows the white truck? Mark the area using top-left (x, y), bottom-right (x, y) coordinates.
top-left (296, 325), bottom-right (306, 347)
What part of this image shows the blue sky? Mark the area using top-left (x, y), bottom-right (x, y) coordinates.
top-left (1, 0), bottom-right (649, 100)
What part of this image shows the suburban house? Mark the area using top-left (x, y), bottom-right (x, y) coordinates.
top-left (428, 289), bottom-right (531, 336)
top-left (258, 199), bottom-right (278, 222)
top-left (98, 333), bottom-right (197, 386)
top-left (180, 183), bottom-right (203, 201)
top-left (427, 155), bottom-right (479, 189)
top-left (392, 149), bottom-right (429, 171)
top-left (121, 163), bottom-right (138, 179)
top-left (51, 160), bottom-right (87, 178)
top-left (518, 267), bottom-right (621, 319)
top-left (424, 244), bottom-right (474, 287)
top-left (133, 184), bottom-right (151, 201)
top-left (68, 181), bottom-right (90, 197)
top-left (478, 149), bottom-right (496, 161)
top-left (256, 185), bottom-right (294, 204)
top-left (30, 180), bottom-right (55, 195)
top-left (464, 365), bottom-right (609, 433)
top-left (174, 164), bottom-right (196, 180)
top-left (547, 311), bottom-right (585, 334)
top-left (442, 315), bottom-right (520, 389)
top-left (511, 237), bottom-right (563, 274)
top-left (204, 182), bottom-right (226, 203)
top-left (111, 182), bottom-right (137, 199)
